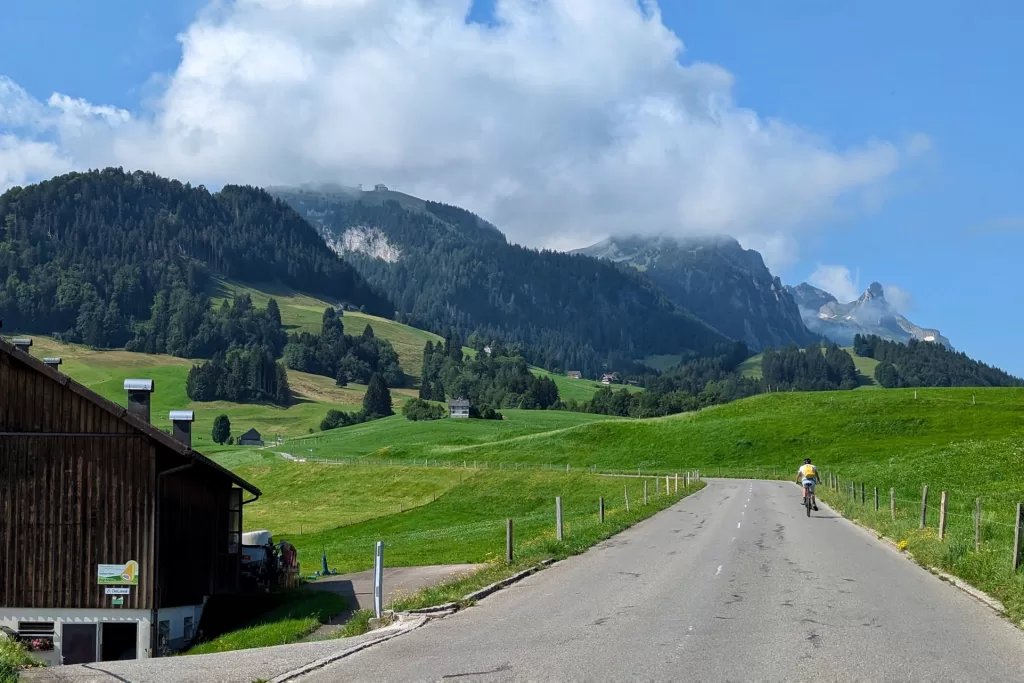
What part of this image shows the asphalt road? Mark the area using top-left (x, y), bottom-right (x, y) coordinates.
top-left (300, 479), bottom-right (1024, 683)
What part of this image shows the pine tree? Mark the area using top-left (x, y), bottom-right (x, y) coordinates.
top-left (212, 414), bottom-right (231, 444)
top-left (362, 373), bottom-right (394, 418)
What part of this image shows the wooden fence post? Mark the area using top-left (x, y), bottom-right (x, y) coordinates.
top-left (920, 486), bottom-right (929, 528)
top-left (890, 487), bottom-right (896, 521)
top-left (666, 475), bottom-right (670, 497)
top-left (975, 498), bottom-right (981, 551)
top-left (506, 519), bottom-right (514, 564)
top-left (874, 487), bottom-right (879, 511)
top-left (675, 473), bottom-right (679, 492)
top-left (861, 482), bottom-right (865, 505)
top-left (624, 486), bottom-right (630, 513)
top-left (556, 497), bottom-right (563, 541)
top-left (599, 497), bottom-right (605, 524)
top-left (644, 480), bottom-right (649, 505)
top-left (1014, 503), bottom-right (1024, 572)
top-left (939, 491), bottom-right (948, 540)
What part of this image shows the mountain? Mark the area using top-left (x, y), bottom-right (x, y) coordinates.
top-left (269, 186), bottom-right (731, 376)
top-left (786, 281), bottom-right (951, 348)
top-left (573, 235), bottom-right (816, 351)
top-left (0, 169), bottom-right (393, 348)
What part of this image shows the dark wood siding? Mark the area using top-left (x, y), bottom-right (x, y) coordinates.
top-left (0, 435), bottom-right (156, 610)
top-left (1, 347), bottom-right (245, 611)
top-left (157, 465), bottom-right (239, 608)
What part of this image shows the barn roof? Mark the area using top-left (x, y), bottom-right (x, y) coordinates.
top-left (0, 337), bottom-right (261, 497)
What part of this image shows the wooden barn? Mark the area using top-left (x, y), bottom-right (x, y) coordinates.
top-left (0, 337), bottom-right (261, 665)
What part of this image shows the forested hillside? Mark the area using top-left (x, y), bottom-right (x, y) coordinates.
top-left (272, 188), bottom-right (729, 376)
top-left (0, 169), bottom-right (392, 348)
top-left (854, 335), bottom-right (1023, 388)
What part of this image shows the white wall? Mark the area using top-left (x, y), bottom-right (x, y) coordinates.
top-left (0, 608), bottom-right (151, 663)
top-left (0, 602), bottom-right (204, 663)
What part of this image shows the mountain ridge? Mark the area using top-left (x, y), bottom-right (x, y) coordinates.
top-left (573, 234), bottom-right (817, 351)
top-left (786, 280), bottom-right (951, 349)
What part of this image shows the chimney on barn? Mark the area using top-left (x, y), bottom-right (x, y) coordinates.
top-left (12, 338), bottom-right (32, 353)
top-left (169, 411), bottom-right (195, 449)
top-left (43, 357), bottom-right (63, 370)
top-left (124, 379), bottom-right (155, 424)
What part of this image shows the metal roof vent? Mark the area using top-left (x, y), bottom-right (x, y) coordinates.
top-left (169, 411), bottom-right (196, 448)
top-left (43, 357), bottom-right (62, 369)
top-left (124, 379), bottom-right (155, 424)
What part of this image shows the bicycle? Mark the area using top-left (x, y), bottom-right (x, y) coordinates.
top-left (803, 482), bottom-right (816, 517)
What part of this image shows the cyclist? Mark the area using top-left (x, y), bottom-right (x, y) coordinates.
top-left (797, 458), bottom-right (820, 511)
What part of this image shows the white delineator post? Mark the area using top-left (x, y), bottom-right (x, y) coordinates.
top-left (373, 541), bottom-right (384, 619)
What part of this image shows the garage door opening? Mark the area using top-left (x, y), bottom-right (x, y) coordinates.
top-left (101, 623), bottom-right (138, 661)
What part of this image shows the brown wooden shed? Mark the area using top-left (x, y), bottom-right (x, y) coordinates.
top-left (0, 337), bottom-right (261, 664)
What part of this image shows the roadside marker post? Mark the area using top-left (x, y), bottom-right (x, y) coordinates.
top-left (861, 482), bottom-right (865, 505)
top-left (939, 491), bottom-right (948, 540)
top-left (975, 498), bottom-right (982, 551)
top-left (644, 480), bottom-right (648, 505)
top-left (624, 486), bottom-right (630, 513)
top-left (556, 497), bottom-right (564, 541)
top-left (373, 541), bottom-right (384, 619)
top-left (675, 473), bottom-right (679, 492)
top-left (1014, 504), bottom-right (1023, 572)
top-left (890, 487), bottom-right (896, 521)
top-left (506, 519), bottom-right (514, 564)
top-left (920, 486), bottom-right (929, 529)
top-left (599, 497), bottom-right (605, 524)
top-left (666, 476), bottom-right (670, 497)
top-left (874, 487), bottom-right (879, 511)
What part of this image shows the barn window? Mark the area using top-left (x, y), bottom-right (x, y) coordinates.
top-left (227, 488), bottom-right (242, 554)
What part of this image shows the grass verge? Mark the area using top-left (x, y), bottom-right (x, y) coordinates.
top-left (295, 471), bottom-right (701, 574)
top-left (355, 479), bottom-right (707, 617)
top-left (817, 481), bottom-right (1024, 625)
top-left (186, 590), bottom-right (347, 655)
top-left (339, 610), bottom-right (374, 638)
top-left (0, 638), bottom-right (39, 683)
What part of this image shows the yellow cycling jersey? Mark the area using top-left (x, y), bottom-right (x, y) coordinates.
top-left (798, 464), bottom-right (818, 480)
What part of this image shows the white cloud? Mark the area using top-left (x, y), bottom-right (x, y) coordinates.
top-left (808, 264), bottom-right (861, 303)
top-left (0, 0), bottom-right (927, 266)
top-left (884, 284), bottom-right (914, 313)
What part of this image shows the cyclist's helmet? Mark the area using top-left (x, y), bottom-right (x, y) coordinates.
top-left (803, 458), bottom-right (812, 464)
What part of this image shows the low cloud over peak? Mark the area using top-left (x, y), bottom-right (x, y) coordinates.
top-left (0, 0), bottom-right (927, 266)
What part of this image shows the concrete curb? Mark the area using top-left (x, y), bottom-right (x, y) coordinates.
top-left (460, 559), bottom-right (556, 603)
top-left (269, 615), bottom-right (429, 683)
top-left (274, 559), bottom-right (557, 681)
top-left (813, 484), bottom-right (1009, 619)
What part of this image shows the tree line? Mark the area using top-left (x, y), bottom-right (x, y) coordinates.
top-left (760, 342), bottom-right (860, 391)
top-left (283, 308), bottom-right (404, 387)
top-left (419, 332), bottom-right (560, 411)
top-left (0, 168), bottom-right (392, 350)
top-left (853, 334), bottom-right (1023, 388)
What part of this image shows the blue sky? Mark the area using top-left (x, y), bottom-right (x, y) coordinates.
top-left (1, 0), bottom-right (1021, 374)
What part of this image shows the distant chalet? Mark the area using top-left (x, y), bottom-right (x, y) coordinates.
top-left (448, 398), bottom-right (470, 419)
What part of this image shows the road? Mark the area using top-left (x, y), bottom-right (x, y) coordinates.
top-left (299, 479), bottom-right (1024, 683)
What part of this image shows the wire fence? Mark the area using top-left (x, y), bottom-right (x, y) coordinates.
top-left (287, 469), bottom-right (705, 581)
top-left (702, 465), bottom-right (1024, 574)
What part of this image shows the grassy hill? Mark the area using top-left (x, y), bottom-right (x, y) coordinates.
top-left (286, 409), bottom-right (617, 461)
top-left (212, 279), bottom-right (441, 382)
top-left (530, 367), bottom-right (642, 403)
top-left (221, 386), bottom-right (1024, 620)
top-left (21, 336), bottom-right (418, 445)
top-left (739, 346), bottom-right (880, 387)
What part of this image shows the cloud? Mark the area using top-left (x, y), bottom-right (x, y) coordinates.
top-left (0, 0), bottom-right (926, 265)
top-left (883, 284), bottom-right (914, 313)
top-left (808, 264), bottom-right (860, 303)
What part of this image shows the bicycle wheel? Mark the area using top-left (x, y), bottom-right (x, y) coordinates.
top-left (805, 490), bottom-right (812, 517)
